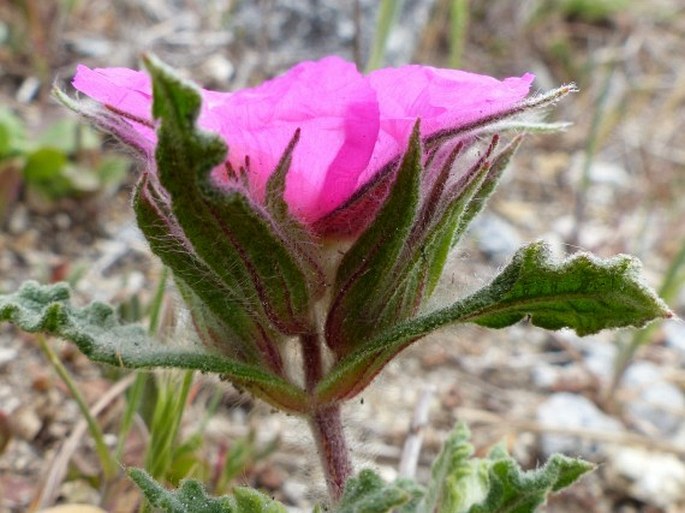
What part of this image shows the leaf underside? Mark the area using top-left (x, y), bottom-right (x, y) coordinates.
top-left (0, 281), bottom-right (307, 413)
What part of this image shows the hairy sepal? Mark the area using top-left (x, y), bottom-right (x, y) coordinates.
top-left (143, 54), bottom-right (316, 335)
top-left (133, 173), bottom-right (273, 365)
top-left (0, 282), bottom-right (308, 413)
top-left (264, 129), bottom-right (326, 297)
top-left (453, 136), bottom-right (523, 248)
top-left (325, 122), bottom-right (423, 357)
top-left (53, 86), bottom-right (151, 158)
top-left (376, 136), bottom-right (503, 326)
top-left (317, 241), bottom-right (672, 403)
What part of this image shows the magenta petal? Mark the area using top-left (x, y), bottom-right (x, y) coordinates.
top-left (72, 65), bottom-right (157, 142)
top-left (71, 57), bottom-right (535, 230)
top-left (208, 57), bottom-right (379, 222)
top-left (364, 65), bottom-right (534, 182)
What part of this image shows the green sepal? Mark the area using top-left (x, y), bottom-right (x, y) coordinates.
top-left (373, 137), bottom-right (500, 328)
top-left (325, 122), bottom-right (423, 357)
top-left (174, 278), bottom-right (284, 377)
top-left (0, 281), bottom-right (307, 413)
top-left (197, 185), bottom-right (315, 334)
top-left (316, 241), bottom-right (671, 403)
top-left (133, 174), bottom-right (269, 361)
top-left (143, 53), bottom-right (315, 335)
top-left (129, 468), bottom-right (288, 513)
top-left (335, 469), bottom-right (414, 513)
top-left (451, 135), bottom-right (522, 249)
top-left (264, 128), bottom-right (326, 298)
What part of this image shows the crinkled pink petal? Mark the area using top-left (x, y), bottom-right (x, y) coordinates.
top-left (72, 65), bottom-right (226, 148)
top-left (209, 56), bottom-right (379, 222)
top-left (72, 58), bottom-right (533, 228)
top-left (362, 65), bottom-right (534, 185)
top-left (73, 58), bottom-right (379, 223)
top-left (73, 65), bottom-right (157, 144)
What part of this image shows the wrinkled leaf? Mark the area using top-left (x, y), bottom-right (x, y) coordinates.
top-left (317, 241), bottom-right (671, 403)
top-left (129, 468), bottom-right (287, 513)
top-left (465, 240), bottom-right (673, 334)
top-left (336, 469), bottom-right (414, 513)
top-left (417, 423), bottom-right (489, 513)
top-left (0, 281), bottom-right (307, 413)
top-left (466, 453), bottom-right (593, 513)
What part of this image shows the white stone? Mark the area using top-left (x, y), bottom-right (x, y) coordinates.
top-left (0, 347), bottom-right (17, 369)
top-left (537, 392), bottom-right (623, 458)
top-left (606, 446), bottom-right (685, 508)
top-left (623, 361), bottom-right (685, 435)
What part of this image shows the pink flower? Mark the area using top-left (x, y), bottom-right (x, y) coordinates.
top-left (72, 57), bottom-right (533, 232)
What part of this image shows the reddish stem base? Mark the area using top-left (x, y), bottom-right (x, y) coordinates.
top-left (309, 404), bottom-right (351, 503)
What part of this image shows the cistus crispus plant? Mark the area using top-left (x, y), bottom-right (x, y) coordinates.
top-left (0, 54), bottom-right (672, 512)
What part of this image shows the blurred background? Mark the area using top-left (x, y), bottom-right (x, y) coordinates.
top-left (1, 1), bottom-right (684, 512)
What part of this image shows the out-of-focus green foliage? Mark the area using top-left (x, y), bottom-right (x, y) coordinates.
top-left (557, 0), bottom-right (631, 22)
top-left (0, 107), bottom-right (129, 220)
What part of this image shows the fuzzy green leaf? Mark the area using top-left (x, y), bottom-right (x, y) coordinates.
top-left (0, 281), bottom-right (307, 413)
top-left (416, 423), bottom-right (593, 513)
top-left (417, 424), bottom-right (489, 513)
top-left (325, 123), bottom-right (423, 357)
top-left (466, 454), bottom-right (593, 513)
top-left (327, 425), bottom-right (591, 513)
top-left (317, 241), bottom-right (671, 403)
top-left (464, 240), bottom-right (673, 334)
top-left (335, 469), bottom-right (414, 513)
top-left (129, 468), bottom-right (287, 513)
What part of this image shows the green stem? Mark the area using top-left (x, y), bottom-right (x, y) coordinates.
top-left (36, 334), bottom-right (118, 480)
top-left (366, 0), bottom-right (401, 71)
top-left (449, 0), bottom-right (469, 68)
top-left (300, 333), bottom-right (352, 503)
top-left (309, 404), bottom-right (351, 503)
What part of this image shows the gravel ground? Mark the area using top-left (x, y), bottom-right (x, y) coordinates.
top-left (1, 1), bottom-right (685, 512)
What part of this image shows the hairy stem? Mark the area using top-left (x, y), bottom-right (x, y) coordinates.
top-left (309, 404), bottom-right (352, 503)
top-left (301, 333), bottom-right (352, 502)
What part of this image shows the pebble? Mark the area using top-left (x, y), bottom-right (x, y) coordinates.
top-left (37, 506), bottom-right (108, 513)
top-left (622, 361), bottom-right (685, 435)
top-left (201, 54), bottom-right (235, 84)
top-left (9, 406), bottom-right (43, 441)
top-left (0, 347), bottom-right (17, 369)
top-left (537, 392), bottom-right (623, 458)
top-left (605, 446), bottom-right (685, 509)
top-left (57, 480), bottom-right (101, 507)
top-left (470, 212), bottom-right (522, 265)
